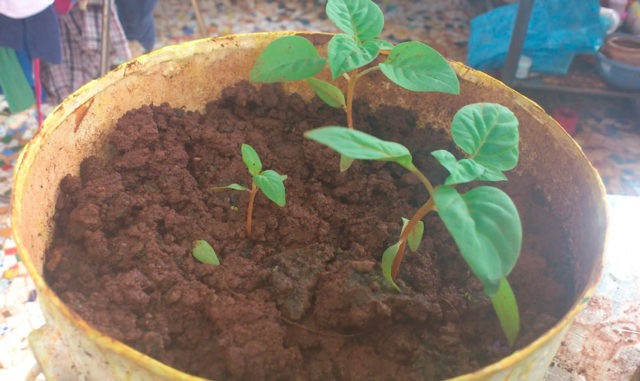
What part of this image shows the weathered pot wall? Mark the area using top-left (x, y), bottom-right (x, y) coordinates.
top-left (12, 32), bottom-right (606, 380)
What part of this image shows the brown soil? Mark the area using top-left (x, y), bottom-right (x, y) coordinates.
top-left (45, 82), bottom-right (574, 380)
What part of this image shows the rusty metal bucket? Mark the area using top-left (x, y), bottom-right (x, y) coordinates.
top-left (11, 32), bottom-right (607, 380)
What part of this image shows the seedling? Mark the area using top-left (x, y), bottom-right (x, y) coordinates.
top-left (213, 144), bottom-right (287, 236)
top-left (305, 102), bottom-right (522, 346)
top-left (192, 239), bottom-right (220, 266)
top-left (250, 0), bottom-right (459, 170)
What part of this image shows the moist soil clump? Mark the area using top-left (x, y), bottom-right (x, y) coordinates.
top-left (45, 82), bottom-right (574, 380)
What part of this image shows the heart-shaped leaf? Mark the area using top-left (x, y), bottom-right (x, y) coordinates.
top-left (451, 103), bottom-right (519, 172)
top-left (241, 144), bottom-right (262, 177)
top-left (490, 277), bottom-right (520, 346)
top-left (401, 217), bottom-right (424, 252)
top-left (306, 77), bottom-right (346, 109)
top-left (326, 0), bottom-right (384, 41)
top-left (250, 35), bottom-right (326, 82)
top-left (433, 185), bottom-right (522, 296)
top-left (305, 127), bottom-right (413, 169)
top-left (381, 243), bottom-right (401, 292)
top-left (192, 240), bottom-right (220, 266)
top-left (328, 34), bottom-right (379, 79)
top-left (431, 150), bottom-right (485, 185)
top-left (379, 41), bottom-right (459, 94)
top-left (254, 170), bottom-right (287, 207)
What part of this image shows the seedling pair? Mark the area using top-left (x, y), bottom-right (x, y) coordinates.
top-left (252, 0), bottom-right (522, 345)
top-left (192, 144), bottom-right (286, 266)
top-left (212, 144), bottom-right (287, 236)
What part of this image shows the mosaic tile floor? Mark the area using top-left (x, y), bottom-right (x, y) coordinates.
top-left (1, 1), bottom-right (639, 379)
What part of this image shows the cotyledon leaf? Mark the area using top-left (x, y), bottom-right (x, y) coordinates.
top-left (192, 240), bottom-right (220, 266)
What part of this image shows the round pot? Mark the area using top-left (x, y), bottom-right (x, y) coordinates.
top-left (601, 33), bottom-right (640, 67)
top-left (11, 32), bottom-right (607, 380)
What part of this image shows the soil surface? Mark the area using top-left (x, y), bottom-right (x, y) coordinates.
top-left (45, 82), bottom-right (574, 380)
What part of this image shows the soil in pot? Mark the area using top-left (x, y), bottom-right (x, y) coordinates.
top-left (44, 82), bottom-right (574, 380)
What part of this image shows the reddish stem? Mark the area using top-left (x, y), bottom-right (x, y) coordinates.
top-left (246, 183), bottom-right (258, 236)
top-left (345, 69), bottom-right (359, 129)
top-left (345, 66), bottom-right (381, 129)
top-left (391, 198), bottom-right (435, 278)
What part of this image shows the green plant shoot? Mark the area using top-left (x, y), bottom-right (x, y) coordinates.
top-left (192, 240), bottom-right (220, 266)
top-left (305, 102), bottom-right (521, 346)
top-left (251, 0), bottom-right (459, 170)
top-left (212, 144), bottom-right (286, 236)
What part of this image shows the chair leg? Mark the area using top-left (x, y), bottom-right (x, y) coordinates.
top-left (100, 0), bottom-right (112, 76)
top-left (191, 0), bottom-right (207, 38)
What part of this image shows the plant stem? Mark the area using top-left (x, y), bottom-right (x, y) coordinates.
top-left (346, 69), bottom-right (358, 129)
top-left (357, 66), bottom-right (380, 79)
top-left (246, 182), bottom-right (258, 236)
top-left (408, 164), bottom-right (435, 196)
top-left (391, 165), bottom-right (436, 278)
top-left (392, 198), bottom-right (435, 278)
top-left (345, 66), bottom-right (381, 129)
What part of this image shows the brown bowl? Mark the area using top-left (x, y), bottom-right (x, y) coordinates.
top-left (601, 33), bottom-right (640, 67)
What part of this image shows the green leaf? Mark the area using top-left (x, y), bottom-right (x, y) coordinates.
top-left (306, 77), bottom-right (346, 108)
top-left (401, 218), bottom-right (424, 252)
top-left (451, 103), bottom-right (519, 172)
top-left (490, 278), bottom-right (520, 346)
top-left (254, 169), bottom-right (286, 207)
top-left (211, 183), bottom-right (249, 191)
top-left (339, 155), bottom-right (354, 172)
top-left (328, 34), bottom-right (379, 79)
top-left (478, 167), bottom-right (508, 182)
top-left (370, 38), bottom-right (394, 51)
top-left (381, 243), bottom-right (401, 292)
top-left (305, 127), bottom-right (413, 169)
top-left (326, 0), bottom-right (384, 40)
top-left (431, 150), bottom-right (485, 185)
top-left (250, 36), bottom-right (326, 83)
top-left (241, 144), bottom-right (262, 177)
top-left (192, 240), bottom-right (220, 266)
top-left (379, 41), bottom-right (459, 94)
top-left (433, 185), bottom-right (522, 296)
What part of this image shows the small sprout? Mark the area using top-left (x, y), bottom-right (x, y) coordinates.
top-left (305, 102), bottom-right (522, 346)
top-left (213, 144), bottom-right (286, 236)
top-left (401, 217), bottom-right (424, 253)
top-left (192, 240), bottom-right (220, 266)
top-left (381, 243), bottom-right (401, 292)
top-left (212, 183), bottom-right (248, 191)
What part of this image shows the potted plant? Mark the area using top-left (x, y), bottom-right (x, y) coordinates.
top-left (12, 1), bottom-right (606, 380)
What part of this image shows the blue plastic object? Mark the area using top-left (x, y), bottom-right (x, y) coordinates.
top-left (468, 0), bottom-right (604, 75)
top-left (597, 52), bottom-right (640, 90)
